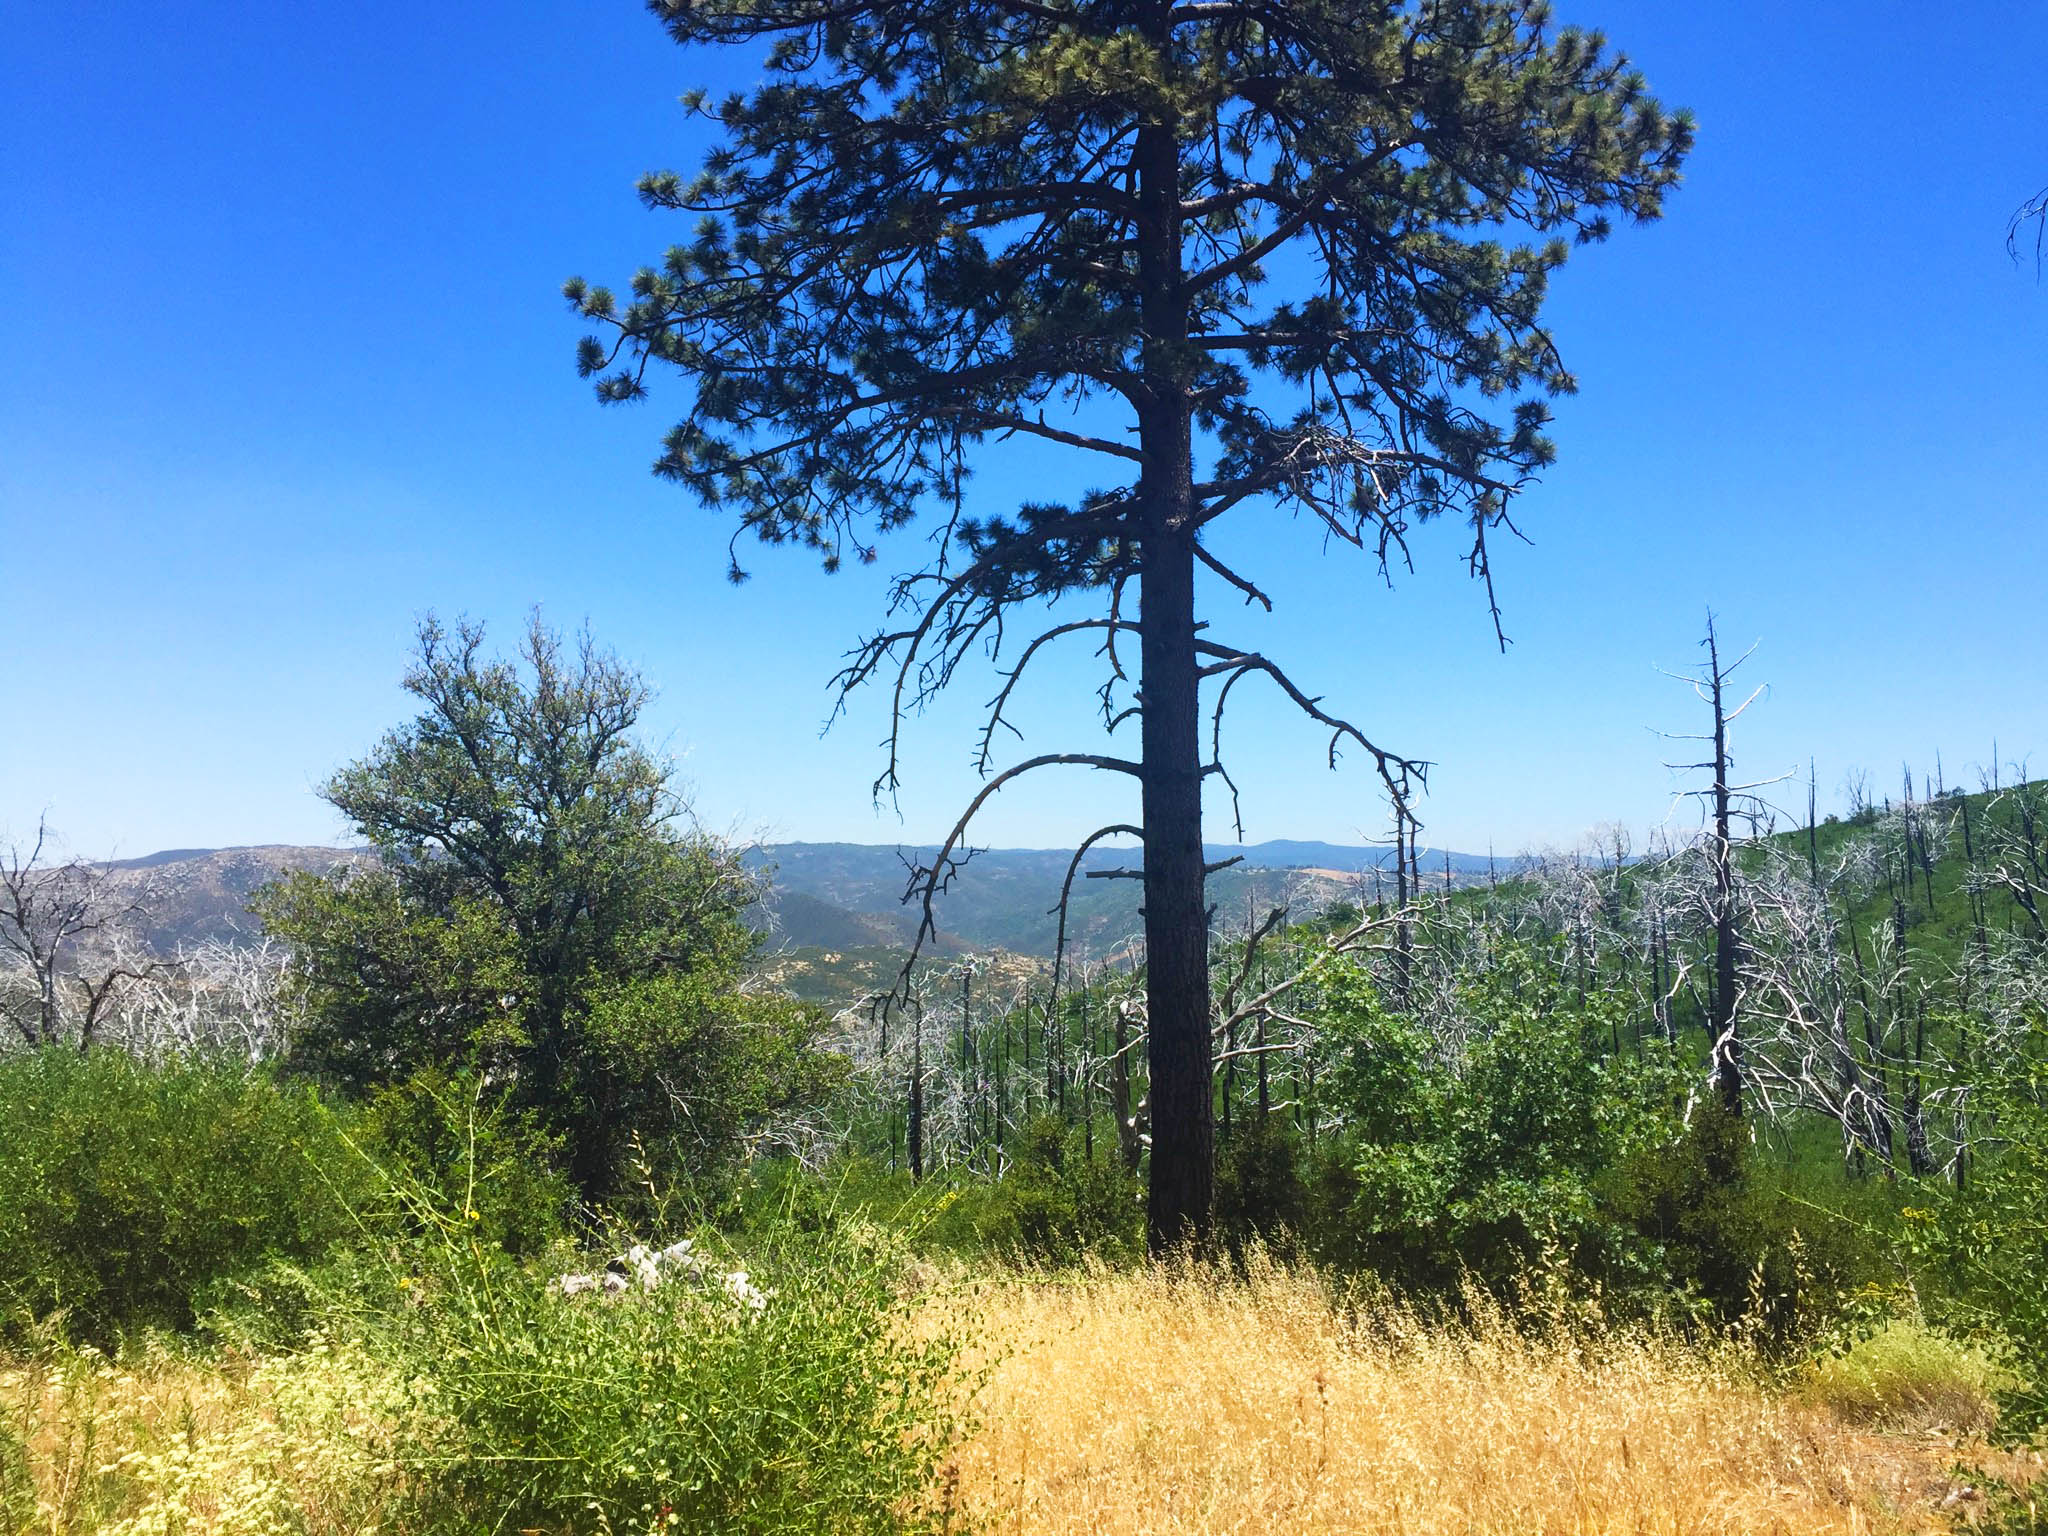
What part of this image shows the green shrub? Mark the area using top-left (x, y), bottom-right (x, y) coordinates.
top-left (1962, 1475), bottom-right (2048, 1535)
top-left (354, 1067), bottom-right (572, 1257)
top-left (1907, 1013), bottom-right (2048, 1435)
top-left (1603, 1109), bottom-right (1904, 1343)
top-left (1215, 1116), bottom-right (1309, 1249)
top-left (1305, 950), bottom-right (1687, 1294)
top-left (361, 1193), bottom-right (972, 1536)
top-left (0, 1049), bottom-right (371, 1342)
top-left (970, 1117), bottom-right (1142, 1264)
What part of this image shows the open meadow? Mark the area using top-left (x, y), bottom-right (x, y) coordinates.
top-left (951, 1265), bottom-right (2039, 1536)
top-left (4, 1256), bottom-right (2040, 1536)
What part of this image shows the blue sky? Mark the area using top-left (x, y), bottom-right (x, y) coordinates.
top-left (3, 1), bottom-right (2043, 862)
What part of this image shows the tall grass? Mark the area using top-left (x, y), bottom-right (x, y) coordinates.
top-left (0, 1331), bottom-right (399, 1536)
top-left (3, 1257), bottom-right (2039, 1535)
top-left (948, 1256), bottom-right (2038, 1535)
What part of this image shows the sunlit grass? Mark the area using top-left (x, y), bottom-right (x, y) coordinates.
top-left (3, 1261), bottom-right (2042, 1535)
top-left (948, 1257), bottom-right (2041, 1535)
top-left (1, 1332), bottom-right (399, 1536)
top-left (1794, 1317), bottom-right (2017, 1434)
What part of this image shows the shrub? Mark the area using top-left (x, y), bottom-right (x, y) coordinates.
top-left (574, 973), bottom-right (847, 1208)
top-left (361, 1193), bottom-right (972, 1536)
top-left (354, 1067), bottom-right (572, 1258)
top-left (1602, 1107), bottom-right (1905, 1343)
top-left (1214, 1116), bottom-right (1309, 1249)
top-left (970, 1118), bottom-right (1142, 1265)
top-left (1907, 1013), bottom-right (2048, 1435)
top-left (1305, 950), bottom-right (1687, 1294)
top-left (0, 1049), bottom-right (370, 1342)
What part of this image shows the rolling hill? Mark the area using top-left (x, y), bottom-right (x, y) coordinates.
top-left (92, 837), bottom-right (1489, 967)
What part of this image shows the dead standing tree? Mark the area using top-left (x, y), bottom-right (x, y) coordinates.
top-left (1661, 618), bottom-right (1784, 1137)
top-left (572, 1), bottom-right (1689, 1248)
top-left (0, 820), bottom-right (166, 1052)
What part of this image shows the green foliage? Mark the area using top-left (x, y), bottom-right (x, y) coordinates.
top-left (353, 1068), bottom-right (572, 1258)
top-left (1962, 1476), bottom-right (2048, 1535)
top-left (1605, 1109), bottom-right (1903, 1342)
top-left (1793, 1317), bottom-right (2009, 1431)
top-left (579, 974), bottom-right (846, 1205)
top-left (1308, 949), bottom-right (1686, 1292)
top-left (1907, 1014), bottom-right (2048, 1434)
top-left (0, 1420), bottom-right (31, 1534)
top-left (257, 614), bottom-right (826, 1203)
top-left (1214, 1116), bottom-right (1310, 1249)
top-left (360, 1189), bottom-right (970, 1536)
top-left (969, 1117), bottom-right (1142, 1265)
top-left (0, 1050), bottom-right (368, 1342)
top-left (574, 3), bottom-right (1690, 584)
top-left (256, 869), bottom-right (530, 1092)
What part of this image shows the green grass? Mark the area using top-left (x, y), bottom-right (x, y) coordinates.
top-left (1795, 1317), bottom-right (2014, 1432)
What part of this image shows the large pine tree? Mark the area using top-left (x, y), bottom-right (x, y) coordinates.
top-left (570, 0), bottom-right (1691, 1250)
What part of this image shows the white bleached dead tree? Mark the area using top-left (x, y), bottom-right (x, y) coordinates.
top-left (0, 820), bottom-right (166, 1052)
top-left (1660, 618), bottom-right (1786, 1132)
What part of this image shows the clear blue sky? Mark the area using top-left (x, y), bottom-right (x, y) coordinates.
top-left (3, 1), bottom-right (2043, 862)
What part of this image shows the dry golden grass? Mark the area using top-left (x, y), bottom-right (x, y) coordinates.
top-left (946, 1258), bottom-right (2041, 1536)
top-left (2, 1264), bottom-right (2039, 1536)
top-left (1, 1337), bottom-right (400, 1536)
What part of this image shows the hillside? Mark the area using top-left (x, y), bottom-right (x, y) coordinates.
top-left (96, 837), bottom-right (1490, 971)
top-left (1767, 784), bottom-right (2043, 968)
top-left (745, 839), bottom-right (1486, 957)
top-left (98, 845), bottom-right (364, 951)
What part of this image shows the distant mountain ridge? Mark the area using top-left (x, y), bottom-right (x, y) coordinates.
top-left (95, 838), bottom-right (1489, 961)
top-left (741, 839), bottom-right (1489, 954)
top-left (97, 845), bottom-right (364, 951)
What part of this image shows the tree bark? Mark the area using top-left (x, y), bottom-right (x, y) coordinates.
top-left (1133, 25), bottom-right (1212, 1251)
top-left (1139, 519), bottom-right (1213, 1249)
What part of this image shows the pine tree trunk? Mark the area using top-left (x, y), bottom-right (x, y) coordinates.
top-left (1133, 43), bottom-right (1212, 1251)
top-left (1140, 519), bottom-right (1214, 1250)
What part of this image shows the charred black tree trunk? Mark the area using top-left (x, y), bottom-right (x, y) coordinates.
top-left (1138, 516), bottom-right (1212, 1248)
top-left (1845, 921), bottom-right (1896, 1170)
top-left (908, 999), bottom-right (925, 1183)
top-left (1904, 1001), bottom-right (1933, 1178)
top-left (1704, 620), bottom-right (1744, 1124)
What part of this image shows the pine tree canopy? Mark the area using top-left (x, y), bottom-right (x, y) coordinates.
top-left (572, 0), bottom-right (1687, 606)
top-left (571, 0), bottom-right (1691, 1247)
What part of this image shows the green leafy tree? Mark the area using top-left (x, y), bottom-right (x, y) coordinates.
top-left (1310, 948), bottom-right (1686, 1289)
top-left (571, 0), bottom-right (1691, 1248)
top-left (258, 615), bottom-right (827, 1201)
